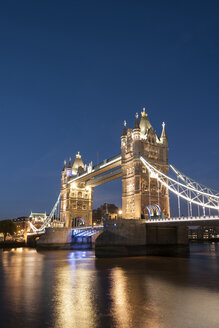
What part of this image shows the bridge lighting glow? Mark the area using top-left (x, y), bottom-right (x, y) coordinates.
top-left (99, 156), bottom-right (122, 169)
top-left (150, 171), bottom-right (158, 179)
top-left (140, 156), bottom-right (219, 211)
top-left (140, 156), bottom-right (219, 200)
top-left (170, 164), bottom-right (219, 196)
top-left (147, 216), bottom-right (219, 223)
top-left (27, 193), bottom-right (61, 234)
top-left (72, 182), bottom-right (77, 189)
top-left (68, 155), bottom-right (121, 185)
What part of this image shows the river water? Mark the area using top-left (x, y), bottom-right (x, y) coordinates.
top-left (0, 243), bottom-right (219, 328)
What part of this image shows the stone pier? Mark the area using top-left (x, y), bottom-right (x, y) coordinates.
top-left (37, 228), bottom-right (72, 249)
top-left (36, 227), bottom-right (101, 250)
top-left (95, 219), bottom-right (189, 257)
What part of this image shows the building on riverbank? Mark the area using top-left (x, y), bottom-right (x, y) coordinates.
top-left (188, 225), bottom-right (219, 240)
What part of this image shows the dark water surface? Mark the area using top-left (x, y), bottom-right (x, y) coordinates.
top-left (0, 243), bottom-right (219, 328)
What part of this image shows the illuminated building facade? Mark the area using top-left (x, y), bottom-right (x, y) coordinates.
top-left (121, 109), bottom-right (170, 219)
top-left (60, 152), bottom-right (93, 227)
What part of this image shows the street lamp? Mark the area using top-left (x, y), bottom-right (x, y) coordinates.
top-left (118, 210), bottom-right (122, 218)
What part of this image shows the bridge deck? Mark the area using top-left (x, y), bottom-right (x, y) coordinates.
top-left (86, 167), bottom-right (122, 187)
top-left (146, 216), bottom-right (219, 226)
top-left (72, 225), bottom-right (104, 237)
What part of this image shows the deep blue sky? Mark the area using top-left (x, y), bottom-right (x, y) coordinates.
top-left (1, 0), bottom-right (219, 219)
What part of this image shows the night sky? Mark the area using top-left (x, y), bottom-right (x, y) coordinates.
top-left (1, 0), bottom-right (219, 219)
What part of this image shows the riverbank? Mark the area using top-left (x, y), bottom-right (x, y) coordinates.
top-left (0, 238), bottom-right (37, 248)
top-left (189, 238), bottom-right (219, 243)
top-left (0, 241), bottom-right (26, 248)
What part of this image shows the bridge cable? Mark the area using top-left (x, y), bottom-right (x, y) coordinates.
top-left (140, 156), bottom-right (219, 212)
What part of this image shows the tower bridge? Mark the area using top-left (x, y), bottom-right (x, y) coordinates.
top-left (35, 108), bottom-right (219, 256)
top-left (60, 108), bottom-right (171, 228)
top-left (33, 108), bottom-right (219, 232)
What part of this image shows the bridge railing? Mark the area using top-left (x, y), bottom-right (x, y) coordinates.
top-left (92, 154), bottom-right (121, 171)
top-left (72, 225), bottom-right (104, 237)
top-left (146, 215), bottom-right (219, 223)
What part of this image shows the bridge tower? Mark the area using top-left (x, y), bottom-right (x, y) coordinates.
top-left (60, 152), bottom-right (93, 228)
top-left (121, 109), bottom-right (170, 219)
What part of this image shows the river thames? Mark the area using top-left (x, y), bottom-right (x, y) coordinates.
top-left (0, 243), bottom-right (219, 328)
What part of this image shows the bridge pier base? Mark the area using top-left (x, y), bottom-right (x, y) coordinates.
top-left (36, 228), bottom-right (72, 249)
top-left (95, 219), bottom-right (189, 258)
top-left (145, 225), bottom-right (189, 257)
top-left (36, 227), bottom-right (102, 250)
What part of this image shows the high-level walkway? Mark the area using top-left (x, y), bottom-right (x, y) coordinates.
top-left (68, 154), bottom-right (122, 187)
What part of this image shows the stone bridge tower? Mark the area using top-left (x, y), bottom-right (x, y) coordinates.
top-left (121, 108), bottom-right (170, 219)
top-left (60, 152), bottom-right (93, 228)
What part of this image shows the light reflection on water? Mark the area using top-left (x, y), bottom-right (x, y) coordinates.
top-left (0, 244), bottom-right (219, 328)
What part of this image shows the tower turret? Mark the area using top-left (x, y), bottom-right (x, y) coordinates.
top-left (121, 120), bottom-right (128, 153)
top-left (61, 160), bottom-right (67, 182)
top-left (132, 113), bottom-right (141, 155)
top-left (161, 122), bottom-right (168, 144)
top-left (122, 120), bottom-right (127, 136)
top-left (139, 108), bottom-right (152, 136)
top-left (68, 157), bottom-right (72, 168)
top-left (134, 113), bottom-right (140, 129)
top-left (72, 152), bottom-right (85, 175)
top-left (66, 157), bottom-right (72, 176)
top-left (62, 160), bottom-right (66, 171)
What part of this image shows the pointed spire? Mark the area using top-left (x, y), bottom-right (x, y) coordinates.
top-left (72, 152), bottom-right (85, 170)
top-left (161, 122), bottom-right (168, 140)
top-left (122, 120), bottom-right (127, 136)
top-left (76, 151), bottom-right (81, 159)
top-left (140, 107), bottom-right (151, 135)
top-left (141, 107), bottom-right (147, 117)
top-left (134, 112), bottom-right (140, 129)
top-left (68, 157), bottom-right (72, 168)
top-left (62, 160), bottom-right (66, 171)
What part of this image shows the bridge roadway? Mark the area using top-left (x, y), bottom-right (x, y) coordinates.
top-left (71, 217), bottom-right (219, 237)
top-left (72, 225), bottom-right (103, 237)
top-left (146, 215), bottom-right (219, 226)
top-left (68, 154), bottom-right (122, 187)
